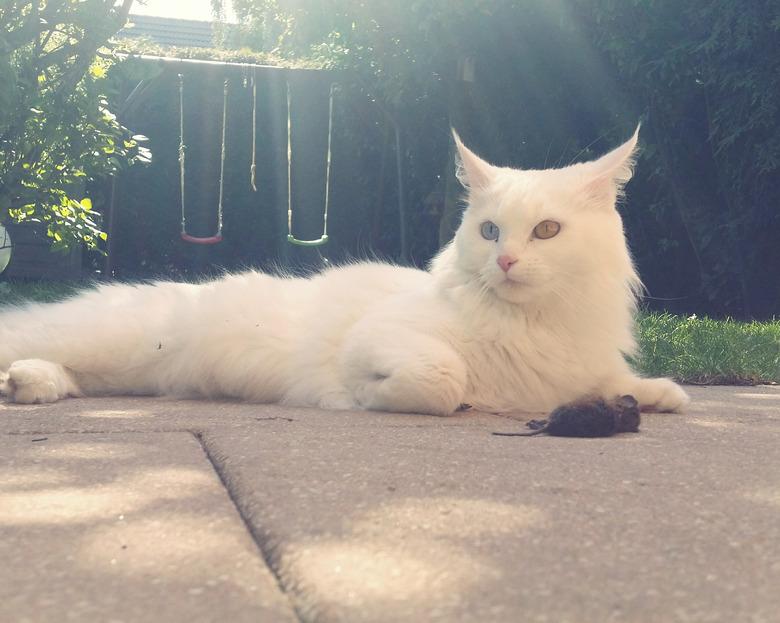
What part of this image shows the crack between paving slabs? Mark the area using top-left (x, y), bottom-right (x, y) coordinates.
top-left (3, 428), bottom-right (305, 620)
top-left (192, 431), bottom-right (305, 623)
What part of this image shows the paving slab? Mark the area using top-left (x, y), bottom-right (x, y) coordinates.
top-left (2, 385), bottom-right (780, 623)
top-left (196, 385), bottom-right (780, 623)
top-left (0, 432), bottom-right (298, 623)
top-left (0, 395), bottom-right (504, 435)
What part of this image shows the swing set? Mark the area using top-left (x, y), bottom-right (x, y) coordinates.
top-left (105, 53), bottom-right (409, 275)
top-left (176, 67), bottom-right (334, 247)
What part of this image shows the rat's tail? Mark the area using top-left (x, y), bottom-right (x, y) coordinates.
top-left (491, 429), bottom-right (545, 437)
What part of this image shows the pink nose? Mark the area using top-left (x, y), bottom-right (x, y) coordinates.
top-left (497, 255), bottom-right (517, 273)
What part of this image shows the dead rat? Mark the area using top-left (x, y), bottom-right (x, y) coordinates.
top-left (492, 395), bottom-right (640, 438)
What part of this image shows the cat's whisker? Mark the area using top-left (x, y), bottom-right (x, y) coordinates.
top-left (554, 139), bottom-right (572, 168)
top-left (543, 140), bottom-right (554, 169)
top-left (566, 130), bottom-right (612, 168)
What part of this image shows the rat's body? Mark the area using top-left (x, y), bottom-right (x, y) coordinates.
top-left (493, 395), bottom-right (640, 438)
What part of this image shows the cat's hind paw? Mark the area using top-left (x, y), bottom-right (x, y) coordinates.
top-left (3, 359), bottom-right (81, 404)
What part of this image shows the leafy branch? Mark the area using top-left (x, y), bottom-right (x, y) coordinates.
top-left (0, 0), bottom-right (150, 252)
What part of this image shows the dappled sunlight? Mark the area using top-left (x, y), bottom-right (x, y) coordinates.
top-left (0, 401), bottom-right (51, 412)
top-left (0, 433), bottom-right (295, 620)
top-left (285, 497), bottom-right (543, 608)
top-left (2, 466), bottom-right (75, 491)
top-left (30, 440), bottom-right (143, 460)
top-left (0, 429), bottom-right (305, 622)
top-left (689, 419), bottom-right (740, 430)
top-left (352, 497), bottom-right (543, 540)
top-left (0, 467), bottom-right (212, 525)
top-left (75, 514), bottom-right (261, 584)
top-left (77, 408), bottom-right (157, 419)
top-left (1, 486), bottom-right (130, 524)
top-left (289, 540), bottom-right (490, 603)
top-left (735, 392), bottom-right (780, 402)
top-left (745, 489), bottom-right (780, 509)
top-left (688, 399), bottom-right (780, 416)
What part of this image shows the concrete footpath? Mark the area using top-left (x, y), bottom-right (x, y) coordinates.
top-left (1, 385), bottom-right (779, 623)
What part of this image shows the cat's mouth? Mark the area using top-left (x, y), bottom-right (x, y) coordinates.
top-left (481, 271), bottom-right (534, 300)
top-left (500, 275), bottom-right (528, 288)
top-left (491, 274), bottom-right (536, 302)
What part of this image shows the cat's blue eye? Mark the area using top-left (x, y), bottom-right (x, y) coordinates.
top-left (480, 221), bottom-right (500, 241)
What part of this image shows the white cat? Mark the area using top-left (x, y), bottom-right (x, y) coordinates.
top-left (0, 129), bottom-right (688, 415)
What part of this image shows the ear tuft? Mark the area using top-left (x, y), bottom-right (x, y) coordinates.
top-left (582, 125), bottom-right (641, 205)
top-left (452, 130), bottom-right (496, 190)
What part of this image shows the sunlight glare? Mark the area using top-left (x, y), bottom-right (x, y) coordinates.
top-left (131, 0), bottom-right (236, 23)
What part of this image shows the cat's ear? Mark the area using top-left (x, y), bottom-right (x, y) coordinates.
top-left (452, 130), bottom-right (497, 190)
top-left (581, 125), bottom-right (640, 205)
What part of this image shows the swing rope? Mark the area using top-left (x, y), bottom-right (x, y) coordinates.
top-left (217, 79), bottom-right (227, 233)
top-left (286, 81), bottom-right (335, 247)
top-left (250, 67), bottom-right (258, 192)
top-left (179, 73), bottom-right (226, 245)
top-left (0, 224), bottom-right (10, 249)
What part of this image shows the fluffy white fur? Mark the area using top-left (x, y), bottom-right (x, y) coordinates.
top-left (0, 129), bottom-right (688, 415)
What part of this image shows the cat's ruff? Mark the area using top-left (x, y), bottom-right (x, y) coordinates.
top-left (0, 129), bottom-right (689, 414)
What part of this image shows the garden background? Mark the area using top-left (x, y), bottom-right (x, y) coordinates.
top-left (1, 0), bottom-right (778, 320)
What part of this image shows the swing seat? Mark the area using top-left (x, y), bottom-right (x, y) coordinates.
top-left (180, 232), bottom-right (223, 245)
top-left (285, 82), bottom-right (335, 249)
top-left (286, 234), bottom-right (329, 247)
top-left (178, 74), bottom-right (226, 247)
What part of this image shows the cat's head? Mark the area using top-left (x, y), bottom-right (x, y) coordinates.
top-left (443, 129), bottom-right (641, 306)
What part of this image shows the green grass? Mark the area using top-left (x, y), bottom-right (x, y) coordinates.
top-left (635, 312), bottom-right (780, 385)
top-left (0, 280), bottom-right (87, 307)
top-left (1, 281), bottom-right (778, 385)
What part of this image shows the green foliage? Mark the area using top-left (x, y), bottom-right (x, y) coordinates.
top-left (214, 0), bottom-right (504, 104)
top-left (635, 312), bottom-right (780, 385)
top-left (114, 36), bottom-right (325, 69)
top-left (0, 279), bottom-right (88, 306)
top-left (0, 0), bottom-right (150, 252)
top-left (572, 0), bottom-right (780, 318)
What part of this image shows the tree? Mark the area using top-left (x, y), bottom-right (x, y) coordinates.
top-left (572, 0), bottom-right (780, 317)
top-left (212, 0), bottom-right (780, 317)
top-left (0, 0), bottom-right (150, 251)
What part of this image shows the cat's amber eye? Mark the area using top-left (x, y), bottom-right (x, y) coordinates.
top-left (533, 220), bottom-right (561, 240)
top-left (480, 221), bottom-right (500, 241)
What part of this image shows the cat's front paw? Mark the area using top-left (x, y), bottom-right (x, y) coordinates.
top-left (3, 359), bottom-right (80, 404)
top-left (632, 377), bottom-right (689, 413)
